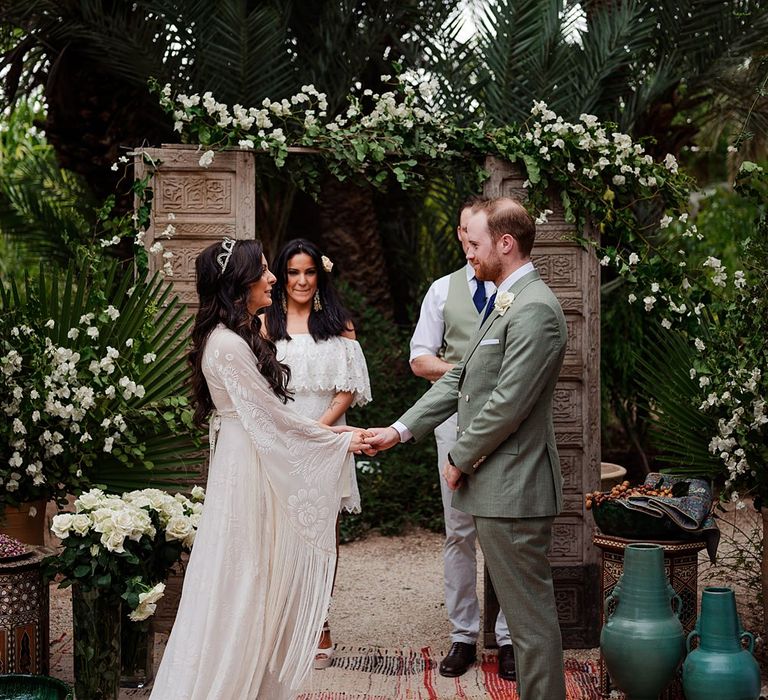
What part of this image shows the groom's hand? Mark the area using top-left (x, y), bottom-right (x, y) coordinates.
top-left (443, 463), bottom-right (464, 491)
top-left (364, 427), bottom-right (400, 451)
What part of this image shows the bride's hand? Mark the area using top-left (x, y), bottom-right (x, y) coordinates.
top-left (348, 429), bottom-right (377, 456)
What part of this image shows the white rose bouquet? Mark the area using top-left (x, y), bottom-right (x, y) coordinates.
top-left (46, 486), bottom-right (205, 620)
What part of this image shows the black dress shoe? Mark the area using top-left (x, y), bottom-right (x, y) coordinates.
top-left (497, 644), bottom-right (516, 681)
top-left (439, 642), bottom-right (477, 677)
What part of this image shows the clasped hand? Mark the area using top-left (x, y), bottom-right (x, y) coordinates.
top-left (361, 427), bottom-right (464, 490)
top-left (328, 425), bottom-right (378, 456)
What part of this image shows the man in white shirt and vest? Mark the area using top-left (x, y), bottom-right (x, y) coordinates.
top-left (409, 196), bottom-right (513, 679)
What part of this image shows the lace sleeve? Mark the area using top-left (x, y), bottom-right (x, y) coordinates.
top-left (339, 338), bottom-right (372, 407)
top-left (204, 329), bottom-right (352, 516)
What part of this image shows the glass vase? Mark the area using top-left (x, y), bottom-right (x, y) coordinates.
top-left (120, 613), bottom-right (154, 688)
top-left (72, 585), bottom-right (121, 700)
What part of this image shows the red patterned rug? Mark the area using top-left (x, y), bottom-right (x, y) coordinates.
top-left (298, 647), bottom-right (601, 700)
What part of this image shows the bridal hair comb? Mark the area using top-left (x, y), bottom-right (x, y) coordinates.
top-left (217, 237), bottom-right (235, 274)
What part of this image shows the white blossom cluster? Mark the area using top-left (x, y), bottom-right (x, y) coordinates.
top-left (1, 312), bottom-right (149, 499)
top-left (527, 100), bottom-right (677, 185)
top-left (52, 486), bottom-right (204, 552)
top-left (524, 100), bottom-right (681, 225)
top-left (696, 366), bottom-right (767, 494)
top-left (158, 73), bottom-right (450, 169)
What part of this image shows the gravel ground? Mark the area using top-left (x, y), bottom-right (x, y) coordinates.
top-left (47, 509), bottom-right (767, 697)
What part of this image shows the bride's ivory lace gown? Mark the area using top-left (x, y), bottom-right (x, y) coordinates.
top-left (150, 326), bottom-right (351, 700)
top-left (275, 334), bottom-right (371, 514)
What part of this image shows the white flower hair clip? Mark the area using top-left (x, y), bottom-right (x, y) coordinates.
top-left (217, 238), bottom-right (235, 274)
top-left (321, 255), bottom-right (334, 273)
top-left (494, 291), bottom-right (515, 316)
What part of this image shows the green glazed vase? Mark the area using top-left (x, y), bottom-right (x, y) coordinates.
top-left (682, 586), bottom-right (761, 700)
top-left (600, 543), bottom-right (685, 700)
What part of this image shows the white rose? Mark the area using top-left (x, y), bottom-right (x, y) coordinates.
top-left (100, 529), bottom-right (126, 553)
top-left (51, 513), bottom-right (75, 539)
top-left (165, 515), bottom-right (193, 541)
top-left (141, 582), bottom-right (166, 606)
top-left (493, 291), bottom-right (515, 317)
top-left (75, 489), bottom-right (105, 512)
top-left (71, 514), bottom-right (92, 536)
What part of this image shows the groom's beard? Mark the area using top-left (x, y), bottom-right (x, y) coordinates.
top-left (473, 252), bottom-right (502, 283)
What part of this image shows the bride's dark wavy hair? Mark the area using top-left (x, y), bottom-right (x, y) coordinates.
top-left (265, 238), bottom-right (353, 342)
top-left (189, 238), bottom-right (291, 428)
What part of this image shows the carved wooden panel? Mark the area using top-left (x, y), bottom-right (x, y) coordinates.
top-left (134, 145), bottom-right (256, 317)
top-left (133, 146), bottom-right (256, 634)
top-left (483, 157), bottom-right (601, 648)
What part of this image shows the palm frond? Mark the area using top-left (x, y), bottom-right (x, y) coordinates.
top-left (634, 326), bottom-right (721, 476)
top-left (2, 258), bottom-right (202, 493)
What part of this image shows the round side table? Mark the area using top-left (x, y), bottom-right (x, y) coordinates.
top-left (0, 546), bottom-right (51, 675)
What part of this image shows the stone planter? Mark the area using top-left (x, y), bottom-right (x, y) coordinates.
top-left (0, 500), bottom-right (47, 546)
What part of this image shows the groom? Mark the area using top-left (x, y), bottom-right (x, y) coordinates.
top-left (366, 197), bottom-right (567, 699)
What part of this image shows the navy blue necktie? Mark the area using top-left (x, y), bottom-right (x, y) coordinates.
top-left (482, 292), bottom-right (497, 324)
top-left (472, 277), bottom-right (487, 313)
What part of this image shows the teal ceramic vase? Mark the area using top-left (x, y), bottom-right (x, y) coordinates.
top-left (682, 586), bottom-right (761, 700)
top-left (600, 543), bottom-right (685, 700)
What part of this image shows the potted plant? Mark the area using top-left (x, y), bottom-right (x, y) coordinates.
top-left (45, 486), bottom-right (204, 700)
top-left (0, 258), bottom-right (200, 543)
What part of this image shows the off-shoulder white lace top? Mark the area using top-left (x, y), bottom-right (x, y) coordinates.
top-left (275, 334), bottom-right (372, 513)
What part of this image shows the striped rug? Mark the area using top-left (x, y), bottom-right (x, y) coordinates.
top-left (298, 647), bottom-right (601, 700)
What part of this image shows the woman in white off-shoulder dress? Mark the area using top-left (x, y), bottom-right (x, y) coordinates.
top-left (265, 238), bottom-right (371, 669)
top-left (150, 239), bottom-right (371, 700)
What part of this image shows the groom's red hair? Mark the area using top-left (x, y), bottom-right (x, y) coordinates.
top-left (473, 197), bottom-right (535, 257)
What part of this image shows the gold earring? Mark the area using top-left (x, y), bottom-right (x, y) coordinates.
top-left (313, 290), bottom-right (322, 312)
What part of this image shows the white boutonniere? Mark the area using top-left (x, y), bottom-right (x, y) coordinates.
top-left (494, 291), bottom-right (515, 316)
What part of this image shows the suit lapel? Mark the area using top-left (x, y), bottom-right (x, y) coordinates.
top-left (459, 270), bottom-right (542, 384)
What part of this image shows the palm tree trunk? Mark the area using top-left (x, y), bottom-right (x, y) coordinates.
top-left (317, 176), bottom-right (393, 318)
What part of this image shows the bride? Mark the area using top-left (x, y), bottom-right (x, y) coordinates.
top-left (150, 238), bottom-right (372, 700)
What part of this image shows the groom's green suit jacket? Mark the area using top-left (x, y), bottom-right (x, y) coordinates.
top-left (399, 269), bottom-right (567, 518)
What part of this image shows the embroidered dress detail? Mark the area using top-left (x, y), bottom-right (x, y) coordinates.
top-left (275, 334), bottom-right (372, 514)
top-left (150, 326), bottom-right (350, 700)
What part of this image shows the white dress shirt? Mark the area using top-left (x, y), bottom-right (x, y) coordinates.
top-left (394, 261), bottom-right (535, 443)
top-left (409, 264), bottom-right (495, 362)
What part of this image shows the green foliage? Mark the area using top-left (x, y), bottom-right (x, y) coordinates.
top-left (634, 327), bottom-right (720, 474)
top-left (0, 96), bottom-right (99, 266)
top-left (0, 258), bottom-right (201, 507)
top-left (627, 163), bottom-right (768, 500)
top-left (340, 286), bottom-right (442, 541)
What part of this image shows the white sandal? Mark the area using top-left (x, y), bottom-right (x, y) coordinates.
top-left (314, 623), bottom-right (335, 670)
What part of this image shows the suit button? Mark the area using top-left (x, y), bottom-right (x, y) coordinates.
top-left (465, 394), bottom-right (470, 402)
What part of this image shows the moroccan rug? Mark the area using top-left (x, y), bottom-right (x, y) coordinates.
top-left (50, 638), bottom-right (602, 699)
top-left (298, 647), bottom-right (601, 700)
